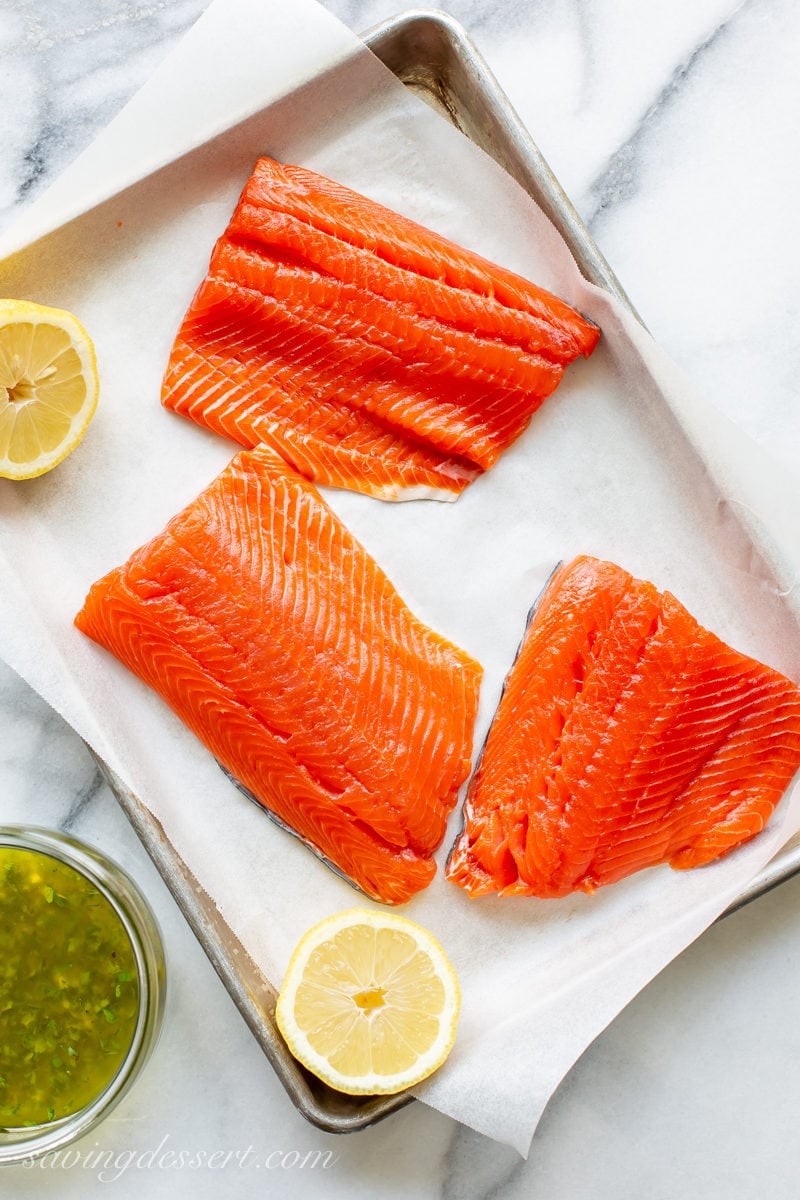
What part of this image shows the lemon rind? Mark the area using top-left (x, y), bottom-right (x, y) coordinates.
top-left (276, 908), bottom-right (461, 1096)
top-left (0, 299), bottom-right (99, 480)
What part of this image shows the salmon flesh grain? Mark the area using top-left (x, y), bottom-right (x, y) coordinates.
top-left (161, 157), bottom-right (600, 501)
top-left (446, 556), bottom-right (800, 898)
top-left (75, 447), bottom-right (483, 904)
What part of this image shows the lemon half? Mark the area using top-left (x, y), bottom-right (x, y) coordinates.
top-left (0, 298), bottom-right (99, 480)
top-left (276, 908), bottom-right (461, 1095)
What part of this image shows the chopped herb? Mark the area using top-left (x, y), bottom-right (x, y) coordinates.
top-left (0, 846), bottom-right (139, 1126)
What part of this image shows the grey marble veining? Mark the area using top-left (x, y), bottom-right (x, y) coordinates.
top-left (589, 0), bottom-right (800, 469)
top-left (583, 4), bottom-right (749, 226)
top-left (0, 0), bottom-right (205, 226)
top-left (3, 1), bottom-right (800, 1195)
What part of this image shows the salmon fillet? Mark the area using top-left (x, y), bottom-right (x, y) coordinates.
top-left (446, 555), bottom-right (800, 898)
top-left (75, 446), bottom-right (483, 904)
top-left (162, 158), bottom-right (600, 501)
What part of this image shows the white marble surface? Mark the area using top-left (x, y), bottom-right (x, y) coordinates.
top-left (2, 0), bottom-right (800, 1195)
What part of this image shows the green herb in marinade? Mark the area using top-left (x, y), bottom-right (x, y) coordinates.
top-left (0, 847), bottom-right (139, 1127)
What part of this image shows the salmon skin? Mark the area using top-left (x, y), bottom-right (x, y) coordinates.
top-left (162, 157), bottom-right (600, 501)
top-left (446, 555), bottom-right (800, 898)
top-left (75, 446), bottom-right (483, 905)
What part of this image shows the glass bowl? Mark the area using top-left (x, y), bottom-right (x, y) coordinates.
top-left (0, 826), bottom-right (166, 1166)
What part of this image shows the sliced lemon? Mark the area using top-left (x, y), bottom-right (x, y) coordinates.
top-left (276, 908), bottom-right (461, 1095)
top-left (0, 298), bottom-right (99, 480)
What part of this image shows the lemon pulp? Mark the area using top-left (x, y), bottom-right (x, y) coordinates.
top-left (276, 908), bottom-right (460, 1095)
top-left (0, 298), bottom-right (99, 480)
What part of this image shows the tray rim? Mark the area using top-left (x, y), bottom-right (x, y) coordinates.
top-left (72, 4), bottom-right (800, 1135)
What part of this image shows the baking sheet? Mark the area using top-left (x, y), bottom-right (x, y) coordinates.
top-left (2, 0), bottom-right (800, 1156)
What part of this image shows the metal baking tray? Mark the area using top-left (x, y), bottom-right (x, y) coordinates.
top-left (89, 6), bottom-right (800, 1133)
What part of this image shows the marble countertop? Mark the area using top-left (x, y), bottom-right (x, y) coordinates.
top-left (3, 1), bottom-right (800, 1195)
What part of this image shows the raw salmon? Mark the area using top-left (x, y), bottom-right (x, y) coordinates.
top-left (162, 158), bottom-right (600, 500)
top-left (446, 555), bottom-right (800, 898)
top-left (75, 446), bottom-right (482, 904)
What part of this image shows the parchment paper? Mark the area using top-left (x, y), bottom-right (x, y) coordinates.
top-left (2, 0), bottom-right (800, 1156)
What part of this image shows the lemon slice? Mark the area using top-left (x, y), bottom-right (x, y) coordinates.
top-left (0, 298), bottom-right (99, 480)
top-left (276, 908), bottom-right (460, 1095)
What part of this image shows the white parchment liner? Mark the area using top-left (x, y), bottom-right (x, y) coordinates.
top-left (2, 0), bottom-right (800, 1156)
